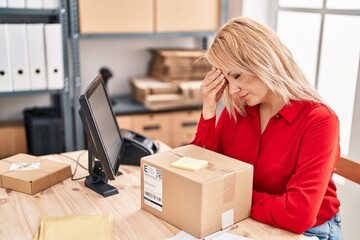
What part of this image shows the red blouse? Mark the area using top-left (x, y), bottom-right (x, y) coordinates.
top-left (191, 100), bottom-right (340, 233)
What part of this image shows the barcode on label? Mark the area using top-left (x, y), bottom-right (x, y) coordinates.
top-left (145, 191), bottom-right (162, 202)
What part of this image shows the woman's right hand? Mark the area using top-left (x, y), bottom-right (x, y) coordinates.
top-left (201, 67), bottom-right (227, 120)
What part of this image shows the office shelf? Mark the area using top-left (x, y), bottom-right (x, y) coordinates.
top-left (0, 89), bottom-right (62, 97)
top-left (0, 8), bottom-right (60, 24)
top-left (0, 0), bottom-right (74, 152)
top-left (69, 0), bottom-right (228, 150)
top-left (0, 8), bottom-right (59, 15)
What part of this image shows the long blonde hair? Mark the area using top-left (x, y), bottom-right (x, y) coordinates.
top-left (205, 16), bottom-right (322, 119)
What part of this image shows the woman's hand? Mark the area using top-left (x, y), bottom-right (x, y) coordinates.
top-left (201, 67), bottom-right (227, 119)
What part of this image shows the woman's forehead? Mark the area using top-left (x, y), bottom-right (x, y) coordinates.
top-left (208, 57), bottom-right (245, 74)
top-left (219, 67), bottom-right (241, 75)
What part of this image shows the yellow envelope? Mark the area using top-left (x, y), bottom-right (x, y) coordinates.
top-left (33, 214), bottom-right (113, 240)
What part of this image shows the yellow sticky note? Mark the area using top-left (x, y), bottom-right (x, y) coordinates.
top-left (171, 156), bottom-right (208, 172)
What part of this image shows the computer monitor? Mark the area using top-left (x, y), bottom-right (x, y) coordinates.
top-left (78, 74), bottom-right (123, 197)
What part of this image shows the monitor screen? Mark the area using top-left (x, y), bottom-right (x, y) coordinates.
top-left (86, 78), bottom-right (122, 172)
top-left (78, 74), bottom-right (123, 196)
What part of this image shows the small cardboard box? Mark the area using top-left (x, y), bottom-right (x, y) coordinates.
top-left (130, 77), bottom-right (183, 111)
top-left (148, 49), bottom-right (211, 82)
top-left (141, 145), bottom-right (253, 238)
top-left (0, 154), bottom-right (72, 195)
top-left (130, 77), bottom-right (179, 103)
top-left (130, 77), bottom-right (203, 111)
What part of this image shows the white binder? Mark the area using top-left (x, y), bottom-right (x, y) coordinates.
top-left (26, 0), bottom-right (43, 9)
top-left (0, 0), bottom-right (7, 8)
top-left (43, 0), bottom-right (58, 9)
top-left (0, 24), bottom-right (13, 92)
top-left (7, 0), bottom-right (25, 8)
top-left (27, 24), bottom-right (47, 90)
top-left (45, 24), bottom-right (64, 90)
top-left (7, 24), bottom-right (31, 91)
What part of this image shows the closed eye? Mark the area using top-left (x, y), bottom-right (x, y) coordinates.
top-left (227, 72), bottom-right (242, 80)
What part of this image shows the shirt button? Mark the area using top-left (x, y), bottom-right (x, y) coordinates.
top-left (275, 114), bottom-right (280, 118)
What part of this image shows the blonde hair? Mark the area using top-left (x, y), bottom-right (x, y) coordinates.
top-left (205, 16), bottom-right (322, 119)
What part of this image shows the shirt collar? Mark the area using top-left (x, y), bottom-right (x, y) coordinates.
top-left (278, 100), bottom-right (306, 123)
top-left (246, 100), bottom-right (306, 124)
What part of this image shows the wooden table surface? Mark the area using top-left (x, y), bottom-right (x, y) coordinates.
top-left (0, 147), bottom-right (305, 240)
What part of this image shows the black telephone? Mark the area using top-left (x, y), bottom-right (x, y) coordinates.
top-left (120, 129), bottom-right (159, 166)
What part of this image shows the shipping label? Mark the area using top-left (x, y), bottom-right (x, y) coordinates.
top-left (143, 164), bottom-right (163, 212)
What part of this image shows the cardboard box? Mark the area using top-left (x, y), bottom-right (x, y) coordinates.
top-left (130, 77), bottom-right (202, 111)
top-left (78, 0), bottom-right (154, 33)
top-left (0, 122), bottom-right (27, 157)
top-left (130, 77), bottom-right (179, 102)
top-left (149, 49), bottom-right (211, 82)
top-left (156, 0), bottom-right (220, 32)
top-left (0, 154), bottom-right (72, 195)
top-left (141, 145), bottom-right (253, 238)
top-left (179, 81), bottom-right (202, 105)
top-left (130, 77), bottom-right (183, 110)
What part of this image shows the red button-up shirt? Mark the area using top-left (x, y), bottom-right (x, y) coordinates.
top-left (191, 100), bottom-right (340, 233)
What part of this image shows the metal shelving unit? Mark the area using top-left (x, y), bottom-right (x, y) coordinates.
top-left (0, 0), bottom-right (74, 152)
top-left (69, 0), bottom-right (228, 150)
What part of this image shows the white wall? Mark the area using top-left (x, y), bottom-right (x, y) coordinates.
top-left (0, 95), bottom-right (51, 121)
top-left (242, 0), bottom-right (275, 27)
top-left (228, 0), bottom-right (243, 19)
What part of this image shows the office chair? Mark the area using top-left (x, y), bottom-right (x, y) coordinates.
top-left (335, 156), bottom-right (360, 185)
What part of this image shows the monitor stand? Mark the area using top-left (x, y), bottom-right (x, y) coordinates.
top-left (85, 146), bottom-right (119, 197)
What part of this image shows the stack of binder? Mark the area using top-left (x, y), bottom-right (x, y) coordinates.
top-left (0, 23), bottom-right (64, 92)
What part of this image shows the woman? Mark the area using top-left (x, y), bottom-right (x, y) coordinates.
top-left (191, 17), bottom-right (342, 239)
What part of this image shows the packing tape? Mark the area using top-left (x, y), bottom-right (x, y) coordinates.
top-left (206, 162), bottom-right (233, 175)
top-left (223, 172), bottom-right (236, 204)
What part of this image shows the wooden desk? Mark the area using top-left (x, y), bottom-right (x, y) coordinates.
top-left (0, 149), bottom-right (304, 240)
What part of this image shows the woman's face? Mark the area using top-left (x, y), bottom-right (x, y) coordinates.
top-left (224, 70), bottom-right (271, 106)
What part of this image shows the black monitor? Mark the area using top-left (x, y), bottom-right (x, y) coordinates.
top-left (78, 74), bottom-right (123, 197)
